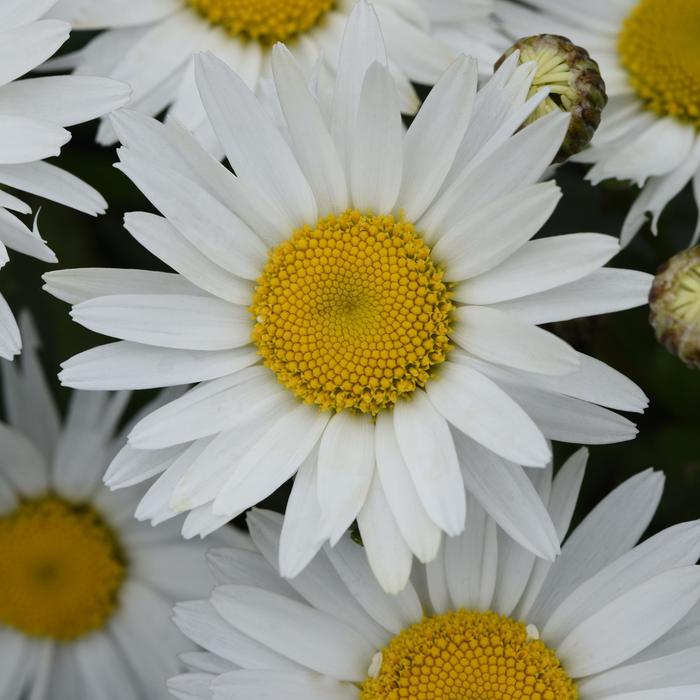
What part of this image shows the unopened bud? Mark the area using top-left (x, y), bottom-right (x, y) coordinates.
top-left (496, 34), bottom-right (607, 163)
top-left (649, 246), bottom-right (700, 369)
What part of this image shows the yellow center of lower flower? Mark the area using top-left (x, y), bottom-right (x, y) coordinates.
top-left (0, 496), bottom-right (126, 641)
top-left (618, 0), bottom-right (700, 126)
top-left (360, 610), bottom-right (578, 700)
top-left (186, 0), bottom-right (335, 44)
top-left (670, 263), bottom-right (700, 323)
top-left (251, 210), bottom-right (453, 415)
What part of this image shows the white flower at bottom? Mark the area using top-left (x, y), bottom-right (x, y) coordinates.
top-left (0, 0), bottom-right (129, 359)
top-left (495, 0), bottom-right (700, 248)
top-left (0, 317), bottom-right (239, 700)
top-left (169, 458), bottom-right (700, 700)
top-left (46, 1), bottom-right (652, 593)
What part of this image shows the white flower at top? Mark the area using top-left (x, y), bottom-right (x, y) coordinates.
top-left (169, 457), bottom-right (700, 700)
top-left (46, 1), bottom-right (651, 593)
top-left (495, 0), bottom-right (700, 248)
top-left (46, 0), bottom-right (500, 147)
top-left (0, 0), bottom-right (129, 360)
top-left (0, 316), bottom-right (240, 700)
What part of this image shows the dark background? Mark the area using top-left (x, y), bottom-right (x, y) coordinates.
top-left (1, 42), bottom-right (699, 535)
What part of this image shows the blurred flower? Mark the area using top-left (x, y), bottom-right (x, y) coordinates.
top-left (0, 1), bottom-right (129, 359)
top-left (46, 1), bottom-right (650, 592)
top-left (649, 245), bottom-right (700, 368)
top-left (495, 0), bottom-right (700, 247)
top-left (496, 34), bottom-right (607, 163)
top-left (0, 315), bottom-right (239, 699)
top-left (169, 461), bottom-right (700, 700)
top-left (46, 0), bottom-right (498, 149)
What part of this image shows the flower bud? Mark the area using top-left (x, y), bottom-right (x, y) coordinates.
top-left (496, 34), bottom-right (607, 163)
top-left (649, 246), bottom-right (700, 369)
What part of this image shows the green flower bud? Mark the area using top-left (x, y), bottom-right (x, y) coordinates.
top-left (496, 34), bottom-right (608, 163)
top-left (649, 246), bottom-right (700, 369)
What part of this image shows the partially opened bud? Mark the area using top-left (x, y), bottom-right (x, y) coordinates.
top-left (496, 34), bottom-right (607, 163)
top-left (649, 246), bottom-right (700, 369)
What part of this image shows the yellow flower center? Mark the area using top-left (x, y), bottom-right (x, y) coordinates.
top-left (618, 0), bottom-right (700, 126)
top-left (0, 496), bottom-right (126, 641)
top-left (360, 610), bottom-right (578, 700)
top-left (251, 210), bottom-right (453, 415)
top-left (669, 262), bottom-right (700, 323)
top-left (186, 0), bottom-right (335, 44)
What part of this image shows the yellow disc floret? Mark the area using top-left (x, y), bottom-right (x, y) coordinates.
top-left (187, 0), bottom-right (334, 44)
top-left (361, 610), bottom-right (578, 700)
top-left (0, 496), bottom-right (126, 641)
top-left (251, 210), bottom-right (453, 415)
top-left (618, 0), bottom-right (700, 126)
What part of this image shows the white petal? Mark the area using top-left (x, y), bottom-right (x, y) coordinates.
top-left (250, 509), bottom-right (390, 649)
top-left (357, 471), bottom-right (413, 594)
top-left (434, 182), bottom-right (561, 280)
top-left (0, 162), bottom-right (106, 216)
top-left (0, 76), bottom-right (129, 127)
top-left (194, 52), bottom-right (317, 229)
top-left (374, 411), bottom-right (441, 563)
top-left (455, 233), bottom-right (620, 305)
top-left (330, 0), bottom-right (386, 170)
top-left (491, 379), bottom-right (639, 444)
top-left (528, 469), bottom-right (665, 626)
top-left (278, 455), bottom-right (327, 579)
top-left (271, 45), bottom-right (347, 216)
top-left (211, 585), bottom-right (375, 681)
top-left (128, 367), bottom-right (283, 449)
top-left (324, 534), bottom-right (423, 633)
top-left (212, 403), bottom-right (329, 518)
top-left (317, 411), bottom-right (375, 545)
top-left (544, 521), bottom-right (700, 646)
top-left (60, 341), bottom-right (259, 390)
top-left (420, 110), bottom-right (569, 239)
top-left (43, 267), bottom-right (206, 305)
top-left (0, 115), bottom-right (69, 164)
top-left (398, 55), bottom-right (478, 221)
top-left (579, 646), bottom-right (700, 697)
top-left (350, 62), bottom-right (403, 213)
top-left (116, 148), bottom-right (267, 280)
top-left (451, 305), bottom-right (580, 375)
top-left (425, 361), bottom-right (550, 467)
top-left (211, 669), bottom-right (356, 700)
top-left (557, 567), bottom-right (700, 677)
top-left (173, 598), bottom-right (299, 670)
top-left (0, 422), bottom-right (49, 497)
top-left (491, 269), bottom-right (653, 325)
top-left (392, 390), bottom-right (466, 535)
top-left (71, 293), bottom-right (251, 350)
top-left (124, 212), bottom-right (252, 305)
top-left (0, 294), bottom-right (20, 360)
top-left (453, 431), bottom-right (559, 560)
top-left (0, 20), bottom-right (69, 86)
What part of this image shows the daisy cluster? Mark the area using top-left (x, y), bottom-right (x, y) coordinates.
top-left (0, 0), bottom-right (699, 698)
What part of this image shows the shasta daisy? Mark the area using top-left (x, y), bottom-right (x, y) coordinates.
top-left (0, 315), bottom-right (239, 700)
top-left (46, 1), bottom-right (652, 592)
top-left (169, 457), bottom-right (700, 700)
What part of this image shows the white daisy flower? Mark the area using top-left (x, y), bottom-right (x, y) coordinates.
top-left (0, 0), bottom-right (129, 360)
top-left (169, 456), bottom-right (700, 700)
top-left (0, 315), bottom-right (240, 700)
top-left (46, 0), bottom-right (498, 147)
top-left (494, 0), bottom-right (700, 248)
top-left (45, 1), bottom-right (651, 592)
